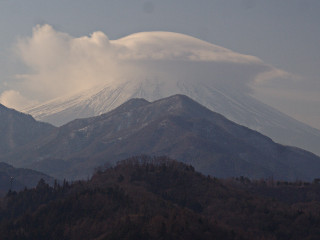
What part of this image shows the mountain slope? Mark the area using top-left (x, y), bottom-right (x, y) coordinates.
top-left (23, 32), bottom-right (320, 156)
top-left (0, 104), bottom-right (56, 155)
top-left (6, 95), bottom-right (320, 181)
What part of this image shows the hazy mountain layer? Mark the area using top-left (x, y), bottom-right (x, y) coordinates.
top-left (0, 162), bottom-right (54, 196)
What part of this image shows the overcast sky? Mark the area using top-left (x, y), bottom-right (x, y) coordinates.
top-left (0, 0), bottom-right (319, 129)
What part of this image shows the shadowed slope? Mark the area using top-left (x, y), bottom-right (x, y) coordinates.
top-left (3, 95), bottom-right (320, 181)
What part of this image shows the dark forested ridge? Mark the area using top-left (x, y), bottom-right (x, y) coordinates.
top-left (1, 156), bottom-right (320, 240)
top-left (3, 95), bottom-right (320, 181)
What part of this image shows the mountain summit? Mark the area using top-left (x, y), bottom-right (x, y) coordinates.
top-left (6, 95), bottom-right (320, 181)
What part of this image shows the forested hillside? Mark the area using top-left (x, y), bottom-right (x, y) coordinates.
top-left (1, 156), bottom-right (320, 239)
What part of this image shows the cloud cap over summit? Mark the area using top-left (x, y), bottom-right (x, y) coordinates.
top-left (1, 25), bottom-right (288, 111)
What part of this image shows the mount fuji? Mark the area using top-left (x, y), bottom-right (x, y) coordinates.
top-left (23, 31), bottom-right (320, 156)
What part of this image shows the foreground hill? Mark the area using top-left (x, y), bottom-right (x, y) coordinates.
top-left (3, 95), bottom-right (320, 181)
top-left (0, 104), bottom-right (55, 155)
top-left (1, 156), bottom-right (320, 240)
top-left (0, 162), bottom-right (54, 196)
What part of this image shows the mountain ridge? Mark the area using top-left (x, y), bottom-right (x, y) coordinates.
top-left (3, 95), bottom-right (320, 181)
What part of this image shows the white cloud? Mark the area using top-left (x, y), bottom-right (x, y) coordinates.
top-left (0, 90), bottom-right (37, 110)
top-left (13, 25), bottom-right (119, 101)
top-left (3, 25), bottom-right (288, 110)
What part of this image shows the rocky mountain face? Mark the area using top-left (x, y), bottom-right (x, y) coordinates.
top-left (0, 104), bottom-right (56, 156)
top-left (4, 95), bottom-right (320, 181)
top-left (0, 162), bottom-right (54, 196)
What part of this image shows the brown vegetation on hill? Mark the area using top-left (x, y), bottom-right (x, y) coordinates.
top-left (0, 156), bottom-right (320, 239)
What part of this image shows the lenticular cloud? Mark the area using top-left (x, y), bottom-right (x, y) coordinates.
top-left (1, 24), bottom-right (286, 110)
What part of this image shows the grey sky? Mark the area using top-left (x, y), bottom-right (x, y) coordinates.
top-left (0, 0), bottom-right (319, 129)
